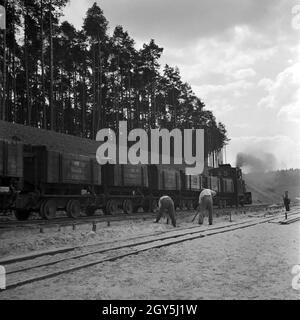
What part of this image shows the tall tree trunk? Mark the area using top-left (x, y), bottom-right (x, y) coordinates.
top-left (12, 1), bottom-right (16, 122)
top-left (173, 89), bottom-right (176, 128)
top-left (136, 90), bottom-right (140, 128)
top-left (128, 73), bottom-right (131, 130)
top-left (6, 48), bottom-right (10, 121)
top-left (92, 44), bottom-right (96, 138)
top-left (59, 69), bottom-right (64, 132)
top-left (12, 34), bottom-right (16, 122)
top-left (97, 37), bottom-right (102, 131)
top-left (152, 83), bottom-right (156, 128)
top-left (24, 7), bottom-right (31, 125)
top-left (49, 0), bottom-right (54, 130)
top-left (1, 0), bottom-right (7, 121)
top-left (73, 69), bottom-right (77, 134)
top-left (81, 62), bottom-right (86, 136)
top-left (41, 0), bottom-right (46, 128)
top-left (114, 71), bottom-right (119, 129)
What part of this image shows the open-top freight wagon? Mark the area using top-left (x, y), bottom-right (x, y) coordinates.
top-left (0, 140), bottom-right (23, 211)
top-left (0, 139), bottom-right (187, 219)
top-left (101, 163), bottom-right (149, 214)
top-left (12, 143), bottom-right (202, 220)
top-left (15, 145), bottom-right (102, 220)
top-left (14, 149), bottom-right (200, 219)
top-left (104, 164), bottom-right (184, 214)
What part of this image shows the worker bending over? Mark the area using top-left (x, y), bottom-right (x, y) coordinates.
top-left (198, 188), bottom-right (217, 225)
top-left (154, 195), bottom-right (177, 227)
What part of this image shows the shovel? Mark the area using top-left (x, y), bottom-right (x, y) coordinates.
top-left (192, 206), bottom-right (200, 222)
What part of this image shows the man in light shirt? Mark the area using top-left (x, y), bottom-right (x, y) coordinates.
top-left (198, 188), bottom-right (217, 225)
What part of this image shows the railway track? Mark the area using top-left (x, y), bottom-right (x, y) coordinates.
top-left (1, 208), bottom-right (299, 291)
top-left (0, 211), bottom-right (157, 230)
top-left (278, 215), bottom-right (300, 224)
top-left (0, 203), bottom-right (282, 231)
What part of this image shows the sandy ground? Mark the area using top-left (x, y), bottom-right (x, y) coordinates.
top-left (0, 212), bottom-right (299, 300)
top-left (0, 210), bottom-right (254, 258)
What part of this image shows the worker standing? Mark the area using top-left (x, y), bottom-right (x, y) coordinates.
top-left (283, 191), bottom-right (290, 217)
top-left (198, 188), bottom-right (217, 225)
top-left (154, 195), bottom-right (177, 227)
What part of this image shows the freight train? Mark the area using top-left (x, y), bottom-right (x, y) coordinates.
top-left (0, 136), bottom-right (252, 220)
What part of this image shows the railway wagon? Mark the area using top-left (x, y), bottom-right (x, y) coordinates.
top-left (0, 140), bottom-right (23, 211)
top-left (209, 164), bottom-right (252, 207)
top-left (182, 173), bottom-right (203, 209)
top-left (102, 164), bottom-right (201, 214)
top-left (147, 165), bottom-right (202, 211)
top-left (185, 174), bottom-right (202, 191)
top-left (144, 165), bottom-right (181, 211)
top-left (15, 145), bottom-right (102, 220)
top-left (208, 176), bottom-right (220, 192)
top-left (101, 163), bottom-right (149, 214)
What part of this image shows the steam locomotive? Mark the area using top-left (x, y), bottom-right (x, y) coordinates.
top-left (209, 164), bottom-right (252, 207)
top-left (0, 138), bottom-right (252, 221)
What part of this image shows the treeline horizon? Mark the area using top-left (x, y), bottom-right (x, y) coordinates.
top-left (246, 168), bottom-right (300, 180)
top-left (0, 0), bottom-right (229, 161)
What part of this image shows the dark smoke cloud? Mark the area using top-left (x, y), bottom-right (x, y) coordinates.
top-left (236, 152), bottom-right (278, 173)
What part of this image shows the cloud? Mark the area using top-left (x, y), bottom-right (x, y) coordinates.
top-left (168, 26), bottom-right (279, 96)
top-left (233, 68), bottom-right (256, 80)
top-left (63, 0), bottom-right (296, 47)
top-left (258, 78), bottom-right (273, 90)
top-left (258, 58), bottom-right (300, 123)
top-left (192, 77), bottom-right (255, 118)
top-left (196, 80), bottom-right (253, 96)
top-left (233, 123), bottom-right (251, 129)
top-left (62, 0), bottom-right (93, 29)
top-left (278, 102), bottom-right (300, 124)
top-left (97, 0), bottom-right (295, 47)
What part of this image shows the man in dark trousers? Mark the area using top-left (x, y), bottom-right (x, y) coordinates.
top-left (198, 188), bottom-right (217, 225)
top-left (154, 195), bottom-right (177, 227)
top-left (283, 191), bottom-right (290, 217)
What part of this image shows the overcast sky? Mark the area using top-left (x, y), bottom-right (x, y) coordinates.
top-left (63, 0), bottom-right (300, 169)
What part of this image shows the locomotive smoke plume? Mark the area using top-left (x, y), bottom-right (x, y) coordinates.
top-left (236, 152), bottom-right (278, 173)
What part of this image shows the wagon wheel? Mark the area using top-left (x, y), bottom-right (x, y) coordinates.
top-left (122, 199), bottom-right (133, 214)
top-left (184, 200), bottom-right (189, 210)
top-left (150, 199), bottom-right (158, 213)
top-left (14, 209), bottom-right (30, 221)
top-left (142, 199), bottom-right (150, 212)
top-left (39, 201), bottom-right (46, 219)
top-left (193, 200), bottom-right (199, 210)
top-left (66, 200), bottom-right (81, 219)
top-left (187, 200), bottom-right (194, 210)
top-left (133, 205), bottom-right (140, 213)
top-left (104, 199), bottom-right (118, 215)
top-left (40, 199), bottom-right (57, 220)
top-left (109, 200), bottom-right (118, 215)
top-left (179, 200), bottom-right (185, 210)
top-left (85, 205), bottom-right (96, 216)
top-left (185, 200), bottom-right (190, 210)
top-left (218, 200), bottom-right (222, 209)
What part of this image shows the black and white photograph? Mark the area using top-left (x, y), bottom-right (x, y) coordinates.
top-left (0, 0), bottom-right (299, 303)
